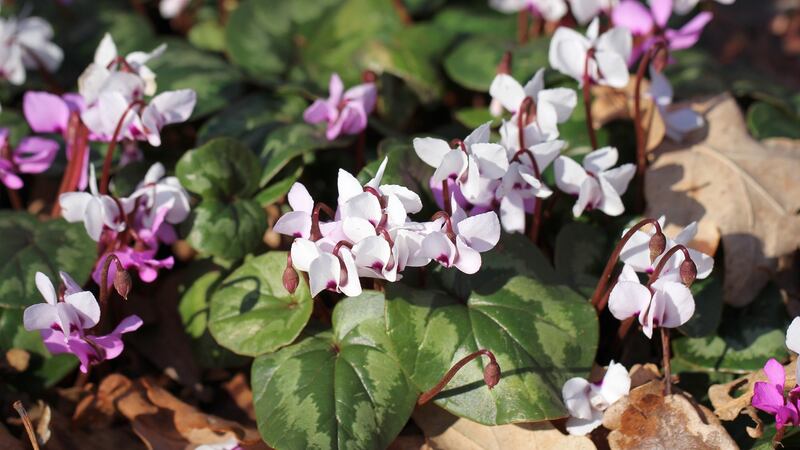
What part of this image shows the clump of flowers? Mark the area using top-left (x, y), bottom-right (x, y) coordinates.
top-left (274, 157), bottom-right (501, 297)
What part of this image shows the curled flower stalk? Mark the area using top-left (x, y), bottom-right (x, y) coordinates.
top-left (418, 349), bottom-right (500, 405)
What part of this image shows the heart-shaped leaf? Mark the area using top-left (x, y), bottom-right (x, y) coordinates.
top-left (209, 252), bottom-right (312, 356)
top-left (672, 283), bottom-right (789, 373)
top-left (385, 266), bottom-right (598, 424)
top-left (0, 213), bottom-right (96, 309)
top-left (251, 292), bottom-right (417, 450)
top-left (177, 138), bottom-right (267, 261)
top-left (147, 39), bottom-right (245, 118)
top-left (746, 101), bottom-right (800, 140)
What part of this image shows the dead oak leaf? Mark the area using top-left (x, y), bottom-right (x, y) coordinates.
top-left (592, 79), bottom-right (666, 152)
top-left (645, 93), bottom-right (800, 306)
top-left (603, 380), bottom-right (737, 450)
top-left (412, 403), bottom-right (595, 450)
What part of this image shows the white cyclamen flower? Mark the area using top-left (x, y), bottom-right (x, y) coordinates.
top-left (554, 147), bottom-right (635, 217)
top-left (648, 67), bottom-right (703, 142)
top-left (562, 361), bottom-right (631, 435)
top-left (0, 15), bottom-right (63, 85)
top-left (549, 18), bottom-right (632, 88)
top-left (59, 165), bottom-right (134, 241)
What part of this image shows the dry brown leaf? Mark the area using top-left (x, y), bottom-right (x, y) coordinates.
top-left (412, 403), bottom-right (595, 450)
top-left (74, 374), bottom-right (268, 450)
top-left (592, 79), bottom-right (666, 152)
top-left (709, 358), bottom-right (796, 425)
top-left (223, 373), bottom-right (257, 422)
top-left (4, 349), bottom-right (30, 372)
top-left (645, 93), bottom-right (800, 306)
top-left (603, 380), bottom-right (737, 449)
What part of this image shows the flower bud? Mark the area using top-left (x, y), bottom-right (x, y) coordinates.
top-left (483, 361), bottom-right (501, 389)
top-left (679, 259), bottom-right (697, 287)
top-left (649, 232), bottom-right (667, 263)
top-left (114, 269), bottom-right (132, 300)
top-left (283, 265), bottom-right (299, 294)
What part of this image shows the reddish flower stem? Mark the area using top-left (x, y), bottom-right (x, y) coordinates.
top-left (441, 180), bottom-right (451, 216)
top-left (6, 187), bottom-right (22, 210)
top-left (661, 327), bottom-right (672, 395)
top-left (590, 218), bottom-right (662, 310)
top-left (418, 349), bottom-right (498, 405)
top-left (515, 97), bottom-right (545, 244)
top-left (633, 42), bottom-right (667, 211)
top-left (99, 100), bottom-right (145, 195)
top-left (582, 49), bottom-right (599, 150)
top-left (52, 114), bottom-right (88, 217)
top-left (517, 9), bottom-right (530, 44)
top-left (646, 244), bottom-right (692, 285)
top-left (391, 0), bottom-right (413, 25)
top-left (310, 202), bottom-right (336, 241)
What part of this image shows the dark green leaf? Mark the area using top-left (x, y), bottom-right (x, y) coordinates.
top-left (554, 222), bottom-right (608, 295)
top-left (188, 20), bottom-right (227, 53)
top-left (746, 102), bottom-right (800, 140)
top-left (177, 137), bottom-right (261, 199)
top-left (209, 252), bottom-right (313, 356)
top-left (252, 293), bottom-right (417, 450)
top-left (186, 200), bottom-right (267, 262)
top-left (260, 123), bottom-right (351, 187)
top-left (0, 213), bottom-right (96, 309)
top-left (147, 39), bottom-right (245, 118)
top-left (197, 94), bottom-right (308, 150)
top-left (678, 275), bottom-right (723, 338)
top-left (444, 36), bottom-right (549, 92)
top-left (454, 107), bottom-right (499, 129)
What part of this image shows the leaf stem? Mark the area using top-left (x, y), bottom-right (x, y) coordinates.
top-left (418, 349), bottom-right (498, 405)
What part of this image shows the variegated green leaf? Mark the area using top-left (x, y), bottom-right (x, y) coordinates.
top-left (252, 292), bottom-right (417, 450)
top-left (209, 252), bottom-right (312, 356)
top-left (385, 270), bottom-right (597, 425)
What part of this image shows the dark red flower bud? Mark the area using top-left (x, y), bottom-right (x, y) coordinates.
top-left (679, 259), bottom-right (697, 287)
top-left (483, 361), bottom-right (501, 389)
top-left (283, 265), bottom-right (299, 294)
top-left (114, 269), bottom-right (132, 300)
top-left (649, 232), bottom-right (667, 263)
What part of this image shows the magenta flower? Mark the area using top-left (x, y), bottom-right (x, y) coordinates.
top-left (40, 315), bottom-right (142, 373)
top-left (22, 271), bottom-right (142, 373)
top-left (303, 73), bottom-right (376, 141)
top-left (612, 0), bottom-right (712, 64)
top-left (24, 91), bottom-right (90, 189)
top-left (0, 128), bottom-right (59, 189)
top-left (752, 358), bottom-right (800, 430)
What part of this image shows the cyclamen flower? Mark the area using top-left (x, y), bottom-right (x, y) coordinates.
top-left (786, 318), bottom-right (800, 383)
top-left (489, 0), bottom-right (568, 21)
top-left (648, 67), bottom-right (704, 141)
top-left (0, 14), bottom-right (63, 85)
top-left (23, 271), bottom-right (142, 373)
top-left (570, 0), bottom-right (619, 24)
top-left (80, 33), bottom-right (165, 102)
top-left (423, 205), bottom-right (501, 275)
top-left (562, 361), bottom-right (631, 435)
top-left (0, 128), bottom-right (59, 189)
top-left (608, 265), bottom-right (695, 338)
top-left (549, 18), bottom-right (632, 88)
top-left (612, 0), bottom-right (712, 63)
top-left (674, 0), bottom-right (733, 15)
top-left (752, 358), bottom-right (800, 430)
top-left (619, 216), bottom-right (713, 279)
top-left (160, 0), bottom-right (191, 18)
top-left (304, 73), bottom-right (377, 141)
top-left (489, 68), bottom-right (577, 140)
top-left (60, 165), bottom-right (133, 241)
top-left (554, 147), bottom-right (635, 217)
top-left (129, 162), bottom-right (191, 229)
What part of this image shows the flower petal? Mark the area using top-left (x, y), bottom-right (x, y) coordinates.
top-left (457, 211), bottom-right (501, 252)
top-left (35, 272), bottom-right (57, 305)
top-left (600, 361), bottom-right (632, 405)
top-left (273, 211), bottom-right (311, 239)
top-left (554, 156), bottom-right (588, 195)
top-left (609, 280), bottom-right (651, 321)
top-left (489, 74), bottom-right (525, 113)
top-left (413, 137), bottom-right (451, 168)
top-left (309, 253), bottom-right (340, 297)
top-left (562, 377), bottom-right (594, 420)
top-left (64, 291), bottom-right (100, 329)
top-left (291, 239), bottom-right (321, 272)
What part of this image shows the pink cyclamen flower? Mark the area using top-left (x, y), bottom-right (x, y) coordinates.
top-left (22, 271), bottom-right (142, 373)
top-left (304, 73), bottom-right (376, 141)
top-left (612, 0), bottom-right (712, 64)
top-left (0, 128), bottom-right (59, 189)
top-left (23, 91), bottom-right (90, 189)
top-left (752, 358), bottom-right (800, 430)
top-left (562, 360), bottom-right (631, 435)
top-left (608, 264), bottom-right (695, 338)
